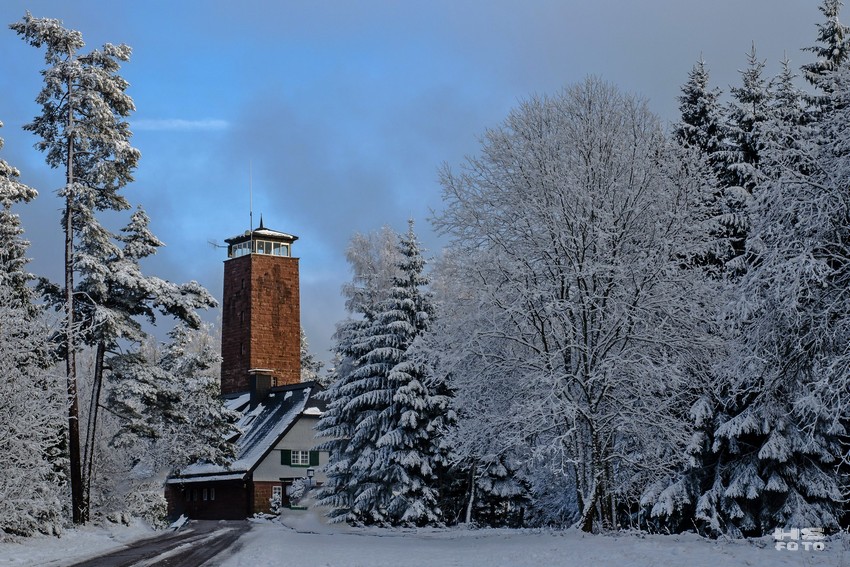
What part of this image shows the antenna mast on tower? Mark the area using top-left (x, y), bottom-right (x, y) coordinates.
top-left (249, 160), bottom-right (254, 234)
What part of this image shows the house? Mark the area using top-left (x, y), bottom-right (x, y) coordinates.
top-left (165, 221), bottom-right (327, 519)
top-left (165, 378), bottom-right (327, 519)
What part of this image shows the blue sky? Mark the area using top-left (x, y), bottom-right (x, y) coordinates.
top-left (0, 1), bottom-right (822, 363)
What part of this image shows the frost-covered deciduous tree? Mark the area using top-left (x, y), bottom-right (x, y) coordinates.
top-left (432, 77), bottom-right (714, 532)
top-left (324, 226), bottom-right (402, 391)
top-left (300, 328), bottom-right (324, 384)
top-left (12, 12), bottom-right (139, 523)
top-left (0, 287), bottom-right (65, 538)
top-left (341, 226), bottom-right (402, 319)
top-left (0, 129), bottom-right (65, 538)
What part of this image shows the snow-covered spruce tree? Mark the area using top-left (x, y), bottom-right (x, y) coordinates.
top-left (109, 323), bottom-right (236, 469)
top-left (696, 47), bottom-right (850, 538)
top-left (644, 57), bottom-right (825, 537)
top-left (316, 226), bottom-right (402, 522)
top-left (318, 222), bottom-right (445, 526)
top-left (641, 54), bottom-right (782, 535)
top-left (374, 221), bottom-right (445, 526)
top-left (803, 0), bottom-right (850, 94)
top-left (671, 60), bottom-right (734, 278)
top-left (676, 57), bottom-right (725, 159)
top-left (467, 455), bottom-right (531, 528)
top-left (12, 13), bottom-right (139, 524)
top-left (712, 45), bottom-right (771, 278)
top-left (0, 123), bottom-right (38, 304)
top-left (433, 78), bottom-right (713, 532)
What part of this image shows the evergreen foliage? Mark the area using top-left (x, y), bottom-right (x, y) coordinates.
top-left (12, 12), bottom-right (140, 523)
top-left (0, 124), bottom-right (38, 305)
top-left (318, 221), bottom-right (445, 526)
top-left (675, 58), bottom-right (725, 157)
top-left (715, 45), bottom-right (770, 276)
top-left (803, 0), bottom-right (850, 88)
top-left (108, 324), bottom-right (237, 470)
top-left (647, 7), bottom-right (850, 536)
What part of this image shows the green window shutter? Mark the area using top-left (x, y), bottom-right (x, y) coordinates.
top-left (281, 449), bottom-right (292, 466)
top-left (309, 451), bottom-right (319, 466)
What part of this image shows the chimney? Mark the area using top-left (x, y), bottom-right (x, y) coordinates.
top-left (249, 369), bottom-right (273, 410)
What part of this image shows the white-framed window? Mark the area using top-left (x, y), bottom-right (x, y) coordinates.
top-left (231, 241), bottom-right (251, 258)
top-left (229, 239), bottom-right (291, 258)
top-left (282, 449), bottom-right (318, 467)
top-left (272, 486), bottom-right (282, 500)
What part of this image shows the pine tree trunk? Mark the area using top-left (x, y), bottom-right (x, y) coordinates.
top-left (82, 341), bottom-right (106, 522)
top-left (64, 81), bottom-right (84, 524)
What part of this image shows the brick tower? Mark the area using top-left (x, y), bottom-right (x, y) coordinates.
top-left (220, 219), bottom-right (301, 394)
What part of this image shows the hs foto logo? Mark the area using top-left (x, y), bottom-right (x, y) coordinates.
top-left (773, 527), bottom-right (826, 551)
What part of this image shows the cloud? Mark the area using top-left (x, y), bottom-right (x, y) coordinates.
top-left (131, 118), bottom-right (230, 131)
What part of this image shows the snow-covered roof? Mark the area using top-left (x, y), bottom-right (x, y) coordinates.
top-left (224, 218), bottom-right (298, 245)
top-left (252, 227), bottom-right (297, 241)
top-left (165, 473), bottom-right (245, 485)
top-left (170, 382), bottom-right (322, 481)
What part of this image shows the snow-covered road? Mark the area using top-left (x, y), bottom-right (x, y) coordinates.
top-left (65, 520), bottom-right (249, 567)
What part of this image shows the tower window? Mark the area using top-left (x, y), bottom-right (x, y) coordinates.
top-left (228, 239), bottom-right (291, 257)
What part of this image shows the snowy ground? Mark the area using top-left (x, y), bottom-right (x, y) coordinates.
top-left (217, 499), bottom-right (850, 567)
top-left (1, 508), bottom-right (848, 567)
top-left (0, 519), bottom-right (155, 566)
